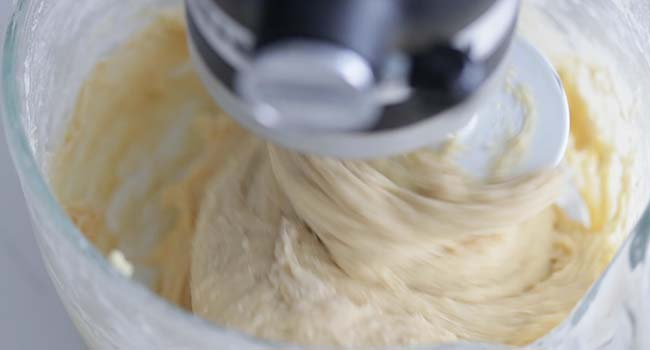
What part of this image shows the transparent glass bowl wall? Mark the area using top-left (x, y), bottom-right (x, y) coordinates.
top-left (1, 0), bottom-right (649, 349)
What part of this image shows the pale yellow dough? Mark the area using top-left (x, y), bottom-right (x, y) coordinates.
top-left (51, 11), bottom-right (633, 348)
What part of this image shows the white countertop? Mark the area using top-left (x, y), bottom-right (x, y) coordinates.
top-left (0, 1), bottom-right (86, 348)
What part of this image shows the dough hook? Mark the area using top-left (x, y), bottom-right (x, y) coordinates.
top-left (185, 0), bottom-right (569, 178)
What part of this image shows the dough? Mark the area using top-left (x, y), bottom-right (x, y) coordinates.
top-left (51, 9), bottom-right (635, 348)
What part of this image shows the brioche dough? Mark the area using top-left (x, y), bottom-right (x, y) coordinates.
top-left (51, 10), bottom-right (634, 348)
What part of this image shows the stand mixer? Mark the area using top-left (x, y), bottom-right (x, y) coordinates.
top-left (3, 0), bottom-right (650, 349)
top-left (185, 0), bottom-right (569, 178)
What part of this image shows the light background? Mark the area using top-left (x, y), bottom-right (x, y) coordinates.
top-left (0, 1), bottom-right (86, 348)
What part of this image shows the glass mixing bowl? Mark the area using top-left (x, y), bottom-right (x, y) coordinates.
top-left (2, 0), bottom-right (649, 349)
